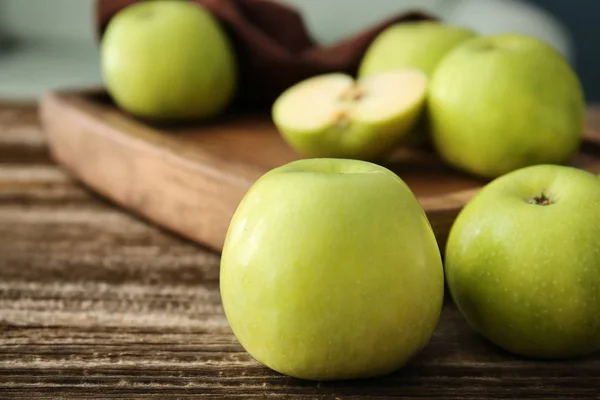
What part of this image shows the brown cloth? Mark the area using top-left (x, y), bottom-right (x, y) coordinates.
top-left (96, 0), bottom-right (434, 111)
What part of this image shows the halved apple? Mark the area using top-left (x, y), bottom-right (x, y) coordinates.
top-left (272, 69), bottom-right (428, 160)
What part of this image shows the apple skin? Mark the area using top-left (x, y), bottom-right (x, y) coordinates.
top-left (220, 158), bottom-right (444, 380)
top-left (101, 1), bottom-right (237, 121)
top-left (358, 21), bottom-right (477, 78)
top-left (428, 34), bottom-right (585, 179)
top-left (445, 164), bottom-right (600, 359)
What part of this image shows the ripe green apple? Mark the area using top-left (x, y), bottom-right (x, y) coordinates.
top-left (445, 164), bottom-right (600, 359)
top-left (101, 1), bottom-right (237, 121)
top-left (220, 158), bottom-right (444, 380)
top-left (358, 21), bottom-right (477, 78)
top-left (271, 70), bottom-right (428, 160)
top-left (429, 34), bottom-right (585, 179)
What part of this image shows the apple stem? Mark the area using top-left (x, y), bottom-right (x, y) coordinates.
top-left (528, 193), bottom-right (553, 206)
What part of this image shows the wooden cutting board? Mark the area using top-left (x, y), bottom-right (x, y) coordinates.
top-left (40, 91), bottom-right (600, 252)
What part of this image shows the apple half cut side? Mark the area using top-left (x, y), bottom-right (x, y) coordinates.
top-left (271, 69), bottom-right (428, 160)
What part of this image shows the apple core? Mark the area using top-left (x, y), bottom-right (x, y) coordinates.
top-left (339, 84), bottom-right (366, 102)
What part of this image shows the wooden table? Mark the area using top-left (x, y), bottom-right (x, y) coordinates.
top-left (1, 103), bottom-right (600, 399)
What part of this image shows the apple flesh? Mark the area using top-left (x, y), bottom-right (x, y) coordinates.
top-left (220, 158), bottom-right (444, 381)
top-left (445, 164), bottom-right (600, 359)
top-left (358, 21), bottom-right (477, 78)
top-left (101, 1), bottom-right (237, 121)
top-left (428, 34), bottom-right (585, 179)
top-left (271, 70), bottom-right (428, 160)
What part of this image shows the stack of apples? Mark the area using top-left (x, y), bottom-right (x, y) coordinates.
top-left (102, 1), bottom-right (600, 382)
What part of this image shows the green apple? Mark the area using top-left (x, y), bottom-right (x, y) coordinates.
top-left (220, 158), bottom-right (444, 380)
top-left (101, 1), bottom-right (237, 121)
top-left (358, 21), bottom-right (477, 78)
top-left (445, 164), bottom-right (600, 359)
top-left (271, 69), bottom-right (428, 160)
top-left (429, 34), bottom-right (585, 179)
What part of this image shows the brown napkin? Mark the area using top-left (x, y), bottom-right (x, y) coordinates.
top-left (96, 0), bottom-right (434, 111)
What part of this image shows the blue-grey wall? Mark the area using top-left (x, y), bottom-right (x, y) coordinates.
top-left (0, 0), bottom-right (597, 102)
top-left (530, 0), bottom-right (600, 101)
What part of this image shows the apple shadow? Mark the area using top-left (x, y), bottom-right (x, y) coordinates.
top-left (250, 299), bottom-right (600, 398)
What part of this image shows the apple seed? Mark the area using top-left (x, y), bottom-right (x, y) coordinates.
top-left (339, 84), bottom-right (366, 102)
top-left (333, 85), bottom-right (367, 127)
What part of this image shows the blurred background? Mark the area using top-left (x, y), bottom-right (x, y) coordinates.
top-left (0, 0), bottom-right (597, 102)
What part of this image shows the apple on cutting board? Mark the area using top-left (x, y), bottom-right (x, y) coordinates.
top-left (358, 21), bottom-right (477, 78)
top-left (428, 34), bottom-right (586, 179)
top-left (446, 164), bottom-right (600, 359)
top-left (101, 1), bottom-right (238, 121)
top-left (271, 69), bottom-right (428, 160)
top-left (220, 158), bottom-right (444, 381)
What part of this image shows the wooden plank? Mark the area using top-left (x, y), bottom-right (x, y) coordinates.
top-left (0, 104), bottom-right (50, 164)
top-left (0, 203), bottom-right (220, 284)
top-left (40, 92), bottom-right (265, 253)
top-left (0, 164), bottom-right (89, 204)
top-left (1, 294), bottom-right (600, 399)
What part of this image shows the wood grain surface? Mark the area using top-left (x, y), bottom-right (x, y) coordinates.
top-left (2, 103), bottom-right (600, 399)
